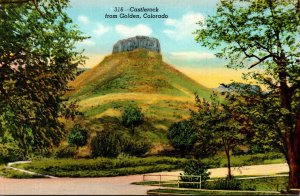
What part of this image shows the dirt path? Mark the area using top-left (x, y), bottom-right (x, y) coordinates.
top-left (0, 163), bottom-right (288, 195)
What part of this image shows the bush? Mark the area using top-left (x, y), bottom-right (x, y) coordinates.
top-left (123, 136), bottom-right (152, 157)
top-left (55, 146), bottom-right (76, 158)
top-left (68, 124), bottom-right (88, 149)
top-left (214, 177), bottom-right (242, 190)
top-left (20, 156), bottom-right (187, 177)
top-left (0, 143), bottom-right (23, 163)
top-left (180, 159), bottom-right (210, 188)
top-left (168, 120), bottom-right (196, 157)
top-left (91, 130), bottom-right (123, 158)
top-left (232, 147), bottom-right (245, 155)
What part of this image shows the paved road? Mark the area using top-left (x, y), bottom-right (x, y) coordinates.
top-left (0, 163), bottom-right (288, 195)
top-left (0, 175), bottom-right (157, 195)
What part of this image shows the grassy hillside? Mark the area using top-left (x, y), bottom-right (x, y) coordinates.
top-left (69, 49), bottom-right (210, 118)
top-left (67, 49), bottom-right (212, 153)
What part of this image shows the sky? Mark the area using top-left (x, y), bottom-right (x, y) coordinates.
top-left (67, 0), bottom-right (247, 88)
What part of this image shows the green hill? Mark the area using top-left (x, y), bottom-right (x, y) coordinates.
top-left (69, 49), bottom-right (210, 121)
top-left (68, 49), bottom-right (211, 153)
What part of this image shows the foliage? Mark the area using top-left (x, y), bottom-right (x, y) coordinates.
top-left (180, 159), bottom-right (211, 188)
top-left (168, 120), bottom-right (196, 156)
top-left (123, 136), bottom-right (152, 157)
top-left (191, 94), bottom-right (245, 178)
top-left (202, 152), bottom-right (284, 168)
top-left (54, 145), bottom-right (76, 158)
top-left (0, 0), bottom-right (86, 157)
top-left (91, 130), bottom-right (123, 158)
top-left (68, 124), bottom-right (88, 149)
top-left (0, 164), bottom-right (43, 179)
top-left (0, 143), bottom-right (24, 163)
top-left (17, 156), bottom-right (186, 177)
top-left (214, 177), bottom-right (242, 190)
top-left (139, 176), bottom-right (287, 193)
top-left (148, 189), bottom-right (280, 195)
top-left (121, 105), bottom-right (144, 135)
top-left (195, 0), bottom-right (300, 188)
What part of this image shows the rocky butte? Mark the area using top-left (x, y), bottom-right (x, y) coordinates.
top-left (112, 36), bottom-right (161, 54)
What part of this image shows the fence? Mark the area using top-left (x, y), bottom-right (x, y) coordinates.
top-left (142, 174), bottom-right (203, 189)
top-left (142, 174), bottom-right (289, 190)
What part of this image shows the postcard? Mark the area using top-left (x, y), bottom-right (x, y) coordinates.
top-left (0, 0), bottom-right (298, 195)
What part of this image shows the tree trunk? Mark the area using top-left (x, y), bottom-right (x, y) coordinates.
top-left (131, 124), bottom-right (135, 135)
top-left (288, 112), bottom-right (300, 189)
top-left (289, 158), bottom-right (300, 189)
top-left (225, 149), bottom-right (232, 179)
top-left (277, 58), bottom-right (300, 189)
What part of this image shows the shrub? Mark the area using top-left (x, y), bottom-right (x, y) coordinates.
top-left (180, 159), bottom-right (210, 188)
top-left (168, 120), bottom-right (196, 157)
top-left (55, 146), bottom-right (76, 158)
top-left (123, 138), bottom-right (152, 157)
top-left (91, 130), bottom-right (123, 158)
top-left (68, 124), bottom-right (88, 149)
top-left (214, 177), bottom-right (242, 190)
top-left (0, 143), bottom-right (23, 163)
top-left (232, 147), bottom-right (245, 155)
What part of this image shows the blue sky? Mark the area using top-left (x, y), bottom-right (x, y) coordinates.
top-left (67, 0), bottom-right (246, 88)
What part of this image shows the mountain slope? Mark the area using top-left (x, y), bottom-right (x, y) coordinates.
top-left (68, 49), bottom-right (211, 127)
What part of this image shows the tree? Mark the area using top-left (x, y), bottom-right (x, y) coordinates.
top-left (168, 120), bottom-right (196, 157)
top-left (91, 130), bottom-right (123, 158)
top-left (68, 124), bottom-right (88, 150)
top-left (0, 0), bottom-right (86, 157)
top-left (191, 95), bottom-right (245, 179)
top-left (196, 0), bottom-right (300, 188)
top-left (121, 105), bottom-right (144, 135)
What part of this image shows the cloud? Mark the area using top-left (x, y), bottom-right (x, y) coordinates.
top-left (115, 24), bottom-right (152, 37)
top-left (169, 51), bottom-right (215, 60)
top-left (163, 12), bottom-right (205, 40)
top-left (93, 23), bottom-right (110, 37)
top-left (78, 15), bottom-right (90, 24)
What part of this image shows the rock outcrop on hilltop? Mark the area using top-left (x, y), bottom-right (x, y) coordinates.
top-left (112, 36), bottom-right (161, 53)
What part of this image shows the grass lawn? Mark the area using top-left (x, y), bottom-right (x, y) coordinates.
top-left (147, 189), bottom-right (282, 195)
top-left (202, 152), bottom-right (285, 168)
top-left (14, 157), bottom-right (187, 177)
top-left (10, 152), bottom-right (285, 178)
top-left (0, 165), bottom-right (43, 178)
top-left (134, 176), bottom-right (288, 192)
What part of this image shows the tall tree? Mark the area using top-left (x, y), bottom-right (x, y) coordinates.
top-left (196, 0), bottom-right (300, 188)
top-left (0, 0), bottom-right (86, 157)
top-left (191, 95), bottom-right (245, 179)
